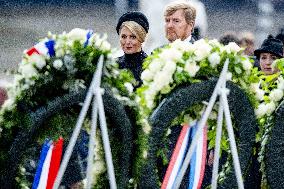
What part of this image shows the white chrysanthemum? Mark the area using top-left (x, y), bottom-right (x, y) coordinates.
top-left (269, 88), bottom-right (284, 102)
top-left (255, 89), bottom-right (265, 101)
top-left (53, 59), bottom-right (63, 70)
top-left (193, 39), bottom-right (212, 61)
top-left (224, 42), bottom-right (241, 54)
top-left (141, 69), bottom-right (154, 82)
top-left (242, 59), bottom-right (252, 71)
top-left (19, 63), bottom-right (38, 78)
top-left (255, 103), bottom-right (267, 118)
top-left (266, 101), bottom-right (276, 115)
top-left (159, 48), bottom-right (183, 62)
top-left (29, 54), bottom-right (46, 70)
top-left (208, 52), bottom-right (221, 68)
top-left (124, 82), bottom-right (134, 94)
top-left (67, 28), bottom-right (88, 42)
top-left (184, 61), bottom-right (200, 77)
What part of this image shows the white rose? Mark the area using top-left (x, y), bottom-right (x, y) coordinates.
top-left (250, 83), bottom-right (260, 93)
top-left (19, 63), bottom-right (38, 78)
top-left (67, 28), bottom-right (87, 42)
top-left (277, 77), bottom-right (284, 90)
top-left (29, 54), bottom-right (46, 69)
top-left (100, 41), bottom-right (111, 51)
top-left (225, 42), bottom-right (241, 54)
top-left (160, 48), bottom-right (183, 62)
top-left (170, 39), bottom-right (192, 52)
top-left (266, 102), bottom-right (276, 115)
top-left (208, 39), bottom-right (221, 48)
top-left (269, 88), bottom-right (284, 102)
top-left (255, 89), bottom-right (265, 101)
top-left (149, 60), bottom-right (163, 73)
top-left (242, 59), bottom-right (252, 71)
top-left (255, 103), bottom-right (267, 118)
top-left (124, 82), bottom-right (134, 94)
top-left (53, 59), bottom-right (63, 70)
top-left (163, 61), bottom-right (177, 74)
top-left (208, 52), bottom-right (221, 68)
top-left (141, 69), bottom-right (154, 82)
top-left (184, 61), bottom-right (200, 77)
top-left (193, 39), bottom-right (212, 61)
top-left (153, 71), bottom-right (172, 90)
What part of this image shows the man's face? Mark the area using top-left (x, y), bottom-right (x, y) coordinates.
top-left (165, 9), bottom-right (193, 43)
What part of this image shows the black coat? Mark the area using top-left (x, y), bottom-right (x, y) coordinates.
top-left (117, 51), bottom-right (147, 88)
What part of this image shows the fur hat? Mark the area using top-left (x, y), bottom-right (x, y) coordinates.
top-left (116, 11), bottom-right (149, 34)
top-left (254, 35), bottom-right (284, 58)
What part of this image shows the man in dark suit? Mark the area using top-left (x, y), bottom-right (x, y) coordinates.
top-left (164, 1), bottom-right (197, 44)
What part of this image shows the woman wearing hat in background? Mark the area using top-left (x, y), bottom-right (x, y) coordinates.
top-left (254, 35), bottom-right (284, 75)
top-left (116, 11), bottom-right (149, 88)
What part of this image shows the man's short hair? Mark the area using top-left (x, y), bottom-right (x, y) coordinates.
top-left (164, 1), bottom-right (196, 24)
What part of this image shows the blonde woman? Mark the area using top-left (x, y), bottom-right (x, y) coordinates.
top-left (116, 11), bottom-right (149, 88)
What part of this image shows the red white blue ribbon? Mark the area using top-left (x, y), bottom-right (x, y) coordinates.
top-left (32, 138), bottom-right (63, 189)
top-left (188, 123), bottom-right (207, 189)
top-left (161, 121), bottom-right (207, 189)
top-left (26, 39), bottom-right (55, 57)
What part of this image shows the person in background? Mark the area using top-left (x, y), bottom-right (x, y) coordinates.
top-left (240, 31), bottom-right (255, 56)
top-left (254, 35), bottom-right (284, 75)
top-left (219, 31), bottom-right (240, 45)
top-left (116, 11), bottom-right (149, 88)
top-left (163, 0), bottom-right (196, 43)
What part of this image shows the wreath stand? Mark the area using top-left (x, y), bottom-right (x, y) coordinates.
top-left (173, 59), bottom-right (244, 189)
top-left (52, 55), bottom-right (117, 189)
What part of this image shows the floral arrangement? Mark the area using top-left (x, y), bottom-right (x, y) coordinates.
top-left (249, 57), bottom-right (284, 186)
top-left (0, 28), bottom-right (136, 188)
top-left (134, 38), bottom-right (257, 185)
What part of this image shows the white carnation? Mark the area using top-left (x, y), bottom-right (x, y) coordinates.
top-left (208, 52), bottom-right (220, 67)
top-left (269, 88), bottom-right (284, 102)
top-left (242, 59), bottom-right (252, 71)
top-left (141, 69), bottom-right (154, 82)
top-left (184, 61), bottom-right (200, 77)
top-left (29, 54), bottom-right (46, 69)
top-left (53, 59), bottom-right (63, 70)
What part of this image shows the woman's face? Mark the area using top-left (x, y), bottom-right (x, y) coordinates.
top-left (120, 26), bottom-right (142, 54)
top-left (260, 52), bottom-right (279, 75)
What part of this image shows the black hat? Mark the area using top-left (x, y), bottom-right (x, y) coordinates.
top-left (254, 35), bottom-right (284, 58)
top-left (116, 11), bottom-right (149, 34)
